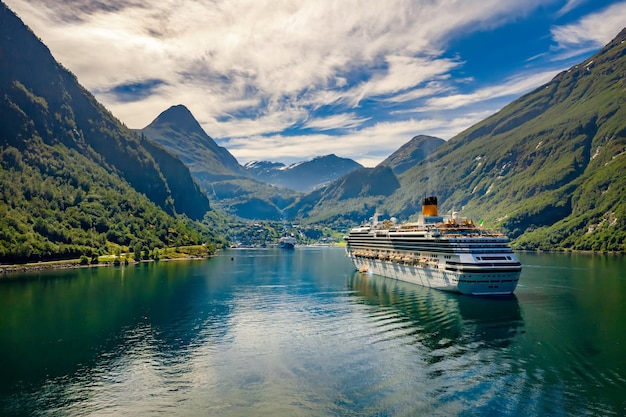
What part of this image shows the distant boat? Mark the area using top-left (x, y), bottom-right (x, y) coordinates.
top-left (278, 235), bottom-right (296, 249)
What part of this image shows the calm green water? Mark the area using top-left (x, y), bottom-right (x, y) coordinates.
top-left (1, 248), bottom-right (625, 416)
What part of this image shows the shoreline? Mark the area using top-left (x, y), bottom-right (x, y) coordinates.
top-left (1, 247), bottom-right (623, 277)
top-left (0, 255), bottom-right (212, 278)
top-left (513, 249), bottom-right (625, 255)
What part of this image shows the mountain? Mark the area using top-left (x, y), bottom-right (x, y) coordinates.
top-left (244, 160), bottom-right (284, 173)
top-left (140, 105), bottom-right (302, 220)
top-left (140, 105), bottom-right (246, 182)
top-left (286, 166), bottom-right (400, 228)
top-left (244, 154), bottom-right (363, 192)
top-left (378, 135), bottom-right (444, 174)
top-left (140, 106), bottom-right (363, 220)
top-left (288, 28), bottom-right (626, 253)
top-left (0, 3), bottom-right (217, 262)
top-left (389, 27), bottom-right (626, 251)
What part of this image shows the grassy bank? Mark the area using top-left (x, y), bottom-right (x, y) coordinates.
top-left (0, 245), bottom-right (214, 276)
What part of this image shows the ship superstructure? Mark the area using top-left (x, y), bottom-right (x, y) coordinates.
top-left (344, 197), bottom-right (521, 295)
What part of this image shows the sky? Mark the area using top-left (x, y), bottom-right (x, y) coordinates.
top-left (4, 0), bottom-right (626, 167)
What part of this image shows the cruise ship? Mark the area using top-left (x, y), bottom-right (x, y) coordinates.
top-left (278, 235), bottom-right (296, 249)
top-left (344, 197), bottom-right (521, 295)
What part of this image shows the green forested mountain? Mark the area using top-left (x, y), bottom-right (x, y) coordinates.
top-left (140, 105), bottom-right (246, 181)
top-left (0, 3), bottom-right (219, 262)
top-left (205, 177), bottom-right (300, 220)
top-left (390, 27), bottom-right (626, 251)
top-left (378, 135), bottom-right (444, 174)
top-left (286, 166), bottom-right (400, 228)
top-left (290, 28), bottom-right (625, 252)
top-left (0, 144), bottom-right (217, 262)
top-left (140, 105), bottom-right (302, 220)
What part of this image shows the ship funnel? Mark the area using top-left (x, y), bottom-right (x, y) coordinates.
top-left (422, 196), bottom-right (438, 216)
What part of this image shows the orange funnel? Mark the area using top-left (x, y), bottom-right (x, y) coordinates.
top-left (422, 196), bottom-right (438, 216)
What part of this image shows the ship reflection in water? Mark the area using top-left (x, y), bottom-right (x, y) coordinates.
top-left (347, 271), bottom-right (524, 352)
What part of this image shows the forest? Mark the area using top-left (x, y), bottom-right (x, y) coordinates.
top-left (0, 141), bottom-right (222, 264)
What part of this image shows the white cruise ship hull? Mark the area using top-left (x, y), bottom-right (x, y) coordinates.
top-left (344, 196), bottom-right (522, 296)
top-left (349, 255), bottom-right (520, 296)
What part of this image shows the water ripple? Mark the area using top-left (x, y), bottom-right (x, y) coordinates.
top-left (2, 249), bottom-right (626, 416)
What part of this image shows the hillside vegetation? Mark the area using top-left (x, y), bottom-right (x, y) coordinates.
top-left (0, 142), bottom-right (219, 263)
top-left (393, 28), bottom-right (626, 251)
top-left (379, 135), bottom-right (444, 174)
top-left (286, 28), bottom-right (626, 252)
top-left (0, 3), bottom-right (222, 263)
top-left (286, 166), bottom-right (401, 229)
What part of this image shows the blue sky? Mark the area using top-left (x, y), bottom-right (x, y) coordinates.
top-left (5, 0), bottom-right (626, 166)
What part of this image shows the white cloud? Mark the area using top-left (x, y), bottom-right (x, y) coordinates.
top-left (419, 69), bottom-right (558, 111)
top-left (214, 107), bottom-right (311, 139)
top-left (384, 81), bottom-right (453, 104)
top-left (551, 2), bottom-right (626, 56)
top-left (302, 113), bottom-right (370, 131)
top-left (556, 0), bottom-right (587, 17)
top-left (6, 0), bottom-right (547, 119)
top-left (223, 114), bottom-right (490, 167)
top-left (354, 55), bottom-right (460, 102)
top-left (5, 0), bottom-right (616, 166)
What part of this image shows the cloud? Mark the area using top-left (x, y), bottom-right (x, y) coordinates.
top-left (215, 107), bottom-right (310, 138)
top-left (556, 0), bottom-right (588, 17)
top-left (222, 114), bottom-right (491, 167)
top-left (6, 0), bottom-right (548, 120)
top-left (5, 0), bottom-right (616, 167)
top-left (418, 70), bottom-right (558, 112)
top-left (302, 113), bottom-right (371, 131)
top-left (353, 55), bottom-right (460, 103)
top-left (550, 2), bottom-right (626, 58)
top-left (384, 81), bottom-right (453, 104)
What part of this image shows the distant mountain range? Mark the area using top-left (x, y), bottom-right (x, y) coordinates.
top-left (244, 155), bottom-right (363, 192)
top-left (139, 105), bottom-right (364, 218)
top-left (285, 166), bottom-right (400, 228)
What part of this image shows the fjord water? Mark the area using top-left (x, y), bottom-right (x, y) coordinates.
top-left (1, 249), bottom-right (625, 416)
